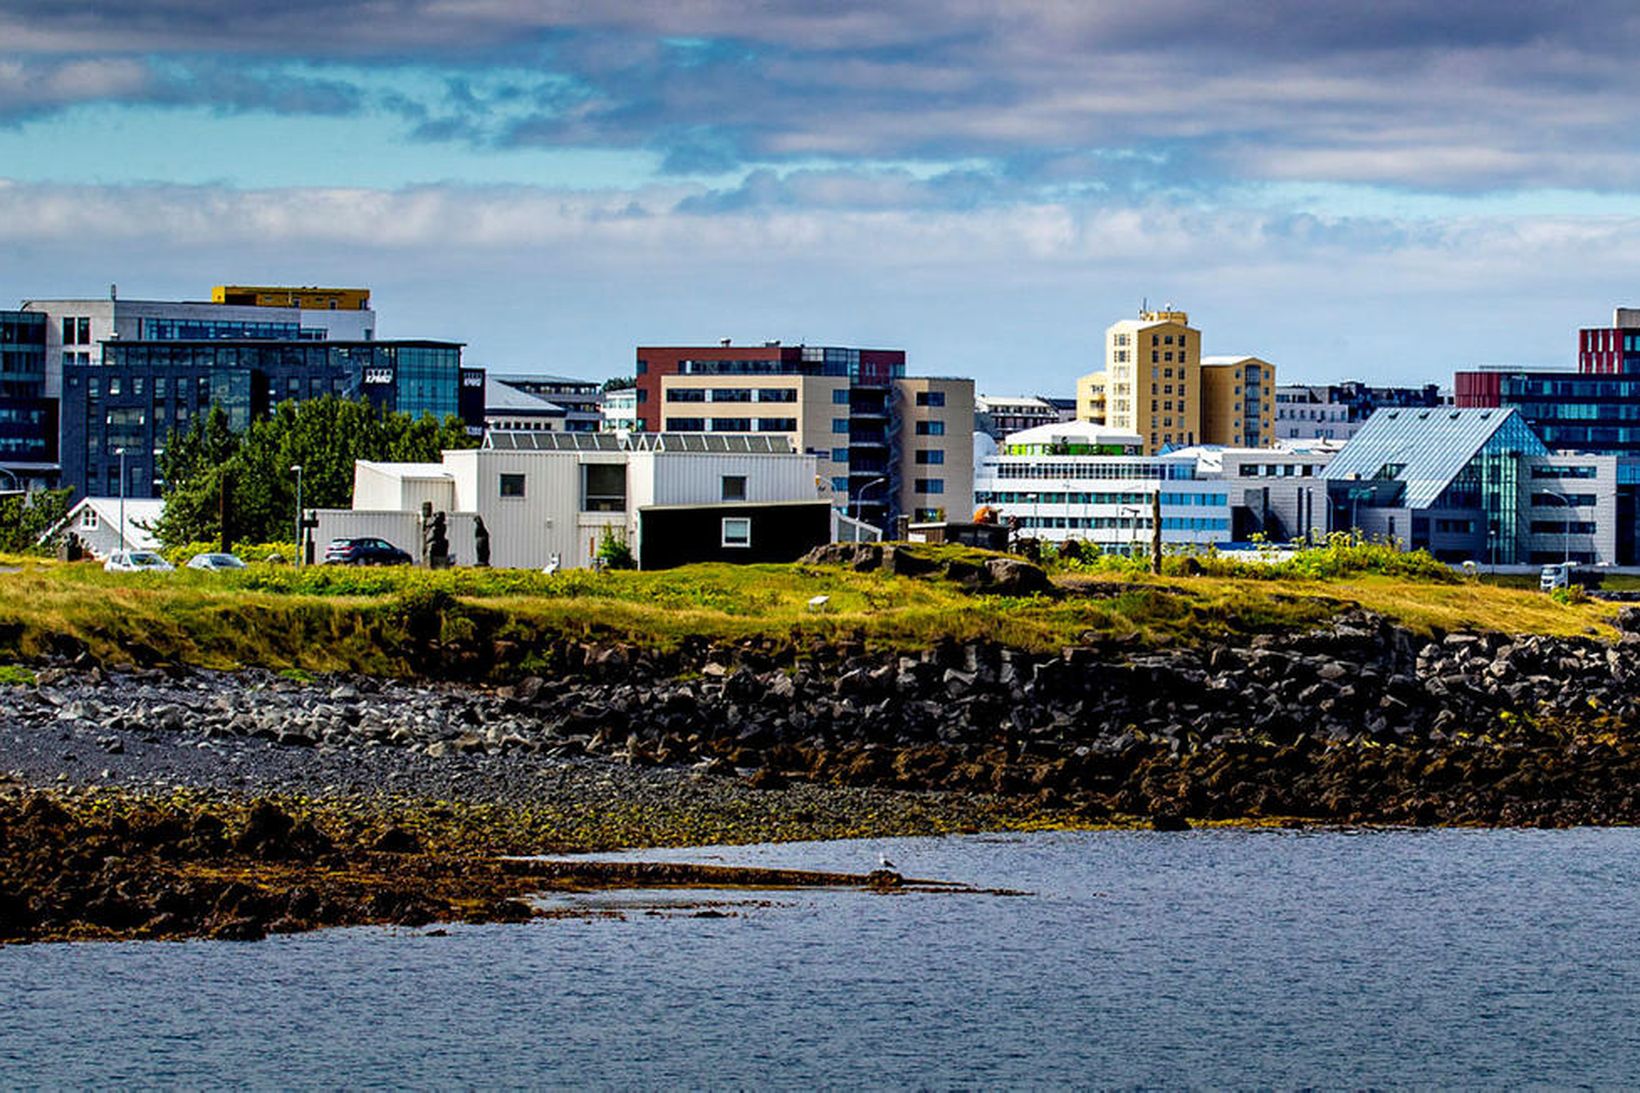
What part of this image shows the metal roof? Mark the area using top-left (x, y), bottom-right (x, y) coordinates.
top-left (629, 433), bottom-right (795, 454)
top-left (481, 431), bottom-right (795, 454)
top-left (1323, 407), bottom-right (1547, 508)
top-left (484, 377), bottom-right (565, 415)
top-left (485, 431), bottom-right (624, 451)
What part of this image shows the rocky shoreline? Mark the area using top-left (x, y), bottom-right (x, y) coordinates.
top-left (6, 603), bottom-right (1640, 941)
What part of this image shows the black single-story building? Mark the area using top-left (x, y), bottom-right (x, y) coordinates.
top-left (636, 499), bottom-right (835, 569)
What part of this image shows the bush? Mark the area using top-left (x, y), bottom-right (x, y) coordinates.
top-left (162, 541), bottom-right (298, 566)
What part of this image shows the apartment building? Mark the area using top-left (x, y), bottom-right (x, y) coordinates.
top-left (1078, 309), bottom-right (1200, 455)
top-left (1200, 355), bottom-right (1275, 447)
top-left (1077, 307), bottom-right (1281, 456)
top-left (0, 310), bottom-right (54, 481)
top-left (635, 341), bottom-right (973, 528)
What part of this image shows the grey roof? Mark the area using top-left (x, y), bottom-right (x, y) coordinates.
top-left (485, 431), bottom-right (624, 451)
top-left (1323, 406), bottom-right (1547, 508)
top-left (630, 433), bottom-right (794, 454)
top-left (490, 372), bottom-right (599, 389)
top-left (483, 431), bottom-right (795, 454)
top-left (485, 377), bottom-right (565, 416)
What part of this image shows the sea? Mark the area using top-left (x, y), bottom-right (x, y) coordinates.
top-left (4, 827), bottom-right (1639, 1088)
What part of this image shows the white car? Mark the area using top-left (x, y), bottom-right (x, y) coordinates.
top-left (104, 550), bottom-right (175, 573)
top-left (186, 552), bottom-right (247, 572)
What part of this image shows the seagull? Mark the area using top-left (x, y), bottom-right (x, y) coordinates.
top-left (878, 852), bottom-right (896, 871)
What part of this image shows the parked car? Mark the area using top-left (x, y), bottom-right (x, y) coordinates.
top-left (104, 550), bottom-right (175, 573)
top-left (186, 552), bottom-right (247, 571)
top-left (324, 537), bottom-right (413, 566)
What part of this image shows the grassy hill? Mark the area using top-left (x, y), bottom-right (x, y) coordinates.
top-left (0, 538), bottom-right (1616, 679)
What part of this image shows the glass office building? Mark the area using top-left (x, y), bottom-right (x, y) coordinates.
top-left (0, 310), bottom-right (55, 467)
top-left (62, 340), bottom-right (481, 499)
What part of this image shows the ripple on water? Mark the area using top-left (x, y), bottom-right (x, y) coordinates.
top-left (3, 827), bottom-right (1639, 1088)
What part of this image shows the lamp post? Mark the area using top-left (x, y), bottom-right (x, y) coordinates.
top-left (854, 476), bottom-right (886, 528)
top-left (1539, 488), bottom-right (1572, 566)
top-left (290, 464), bottom-right (304, 567)
top-left (1120, 505), bottom-right (1141, 557)
top-left (117, 448), bottom-right (126, 554)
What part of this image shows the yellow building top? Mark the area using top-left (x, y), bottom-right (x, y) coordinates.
top-left (212, 285), bottom-right (371, 310)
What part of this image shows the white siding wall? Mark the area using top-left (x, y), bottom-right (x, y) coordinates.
top-left (398, 477), bottom-right (456, 515)
top-left (640, 452), bottom-right (820, 506)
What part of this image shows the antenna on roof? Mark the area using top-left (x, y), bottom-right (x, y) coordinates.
top-left (1140, 297), bottom-right (1147, 316)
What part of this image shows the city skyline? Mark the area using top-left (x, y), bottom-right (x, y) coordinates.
top-left (5, 2), bottom-right (1640, 390)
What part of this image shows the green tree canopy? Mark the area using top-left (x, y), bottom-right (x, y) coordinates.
top-left (153, 397), bottom-right (478, 548)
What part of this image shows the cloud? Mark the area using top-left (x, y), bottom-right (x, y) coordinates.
top-left (8, 3), bottom-right (1640, 194)
top-left (6, 175), bottom-right (1640, 390)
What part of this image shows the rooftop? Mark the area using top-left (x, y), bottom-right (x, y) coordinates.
top-left (1323, 407), bottom-right (1548, 508)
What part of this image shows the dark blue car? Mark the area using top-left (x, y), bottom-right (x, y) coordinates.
top-left (323, 537), bottom-right (413, 566)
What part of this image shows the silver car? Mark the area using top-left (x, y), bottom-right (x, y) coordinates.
top-left (186, 552), bottom-right (247, 571)
top-left (104, 550), bottom-right (175, 573)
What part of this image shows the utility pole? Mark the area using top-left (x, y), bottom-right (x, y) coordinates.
top-left (1150, 489), bottom-right (1162, 574)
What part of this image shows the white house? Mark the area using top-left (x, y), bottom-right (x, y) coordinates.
top-left (314, 431), bottom-right (872, 569)
top-left (43, 497), bottom-right (166, 558)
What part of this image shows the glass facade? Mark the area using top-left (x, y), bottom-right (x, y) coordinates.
top-left (0, 310), bottom-right (53, 463)
top-left (61, 339), bottom-right (473, 499)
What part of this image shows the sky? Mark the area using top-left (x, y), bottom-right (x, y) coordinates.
top-left (4, 1), bottom-right (1640, 394)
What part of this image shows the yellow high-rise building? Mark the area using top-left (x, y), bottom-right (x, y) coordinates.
top-left (1076, 307), bottom-right (1276, 454)
top-left (1077, 308), bottom-right (1199, 455)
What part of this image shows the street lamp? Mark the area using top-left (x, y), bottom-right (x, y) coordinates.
top-left (1538, 488), bottom-right (1572, 566)
top-left (854, 476), bottom-right (886, 527)
top-left (290, 464), bottom-right (304, 567)
top-left (1120, 505), bottom-right (1141, 557)
top-left (116, 448), bottom-right (127, 555)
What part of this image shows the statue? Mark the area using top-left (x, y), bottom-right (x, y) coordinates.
top-left (473, 515), bottom-right (491, 567)
top-left (426, 511), bottom-right (450, 569)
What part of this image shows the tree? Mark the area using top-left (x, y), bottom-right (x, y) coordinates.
top-left (600, 376), bottom-right (635, 392)
top-left (153, 396), bottom-right (480, 547)
top-left (0, 488), bottom-right (73, 554)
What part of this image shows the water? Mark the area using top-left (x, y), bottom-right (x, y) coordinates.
top-left (4, 828), bottom-right (1640, 1088)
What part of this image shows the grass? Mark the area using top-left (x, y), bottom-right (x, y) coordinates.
top-left (0, 541), bottom-right (1617, 678)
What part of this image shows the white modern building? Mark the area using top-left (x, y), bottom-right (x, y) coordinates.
top-left (314, 431), bottom-right (872, 570)
top-left (602, 387), bottom-right (639, 432)
top-left (1274, 384), bottom-right (1360, 442)
top-left (973, 420), bottom-right (1231, 551)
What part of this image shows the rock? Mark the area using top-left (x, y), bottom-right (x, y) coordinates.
top-left (1150, 811), bottom-right (1192, 832)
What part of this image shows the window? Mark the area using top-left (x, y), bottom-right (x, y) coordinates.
top-left (721, 517), bottom-right (751, 548)
top-left (79, 508), bottom-right (99, 530)
top-left (499, 473), bottom-right (526, 498)
top-left (109, 377), bottom-right (121, 396)
top-left (582, 463), bottom-right (626, 512)
top-left (667, 388), bottom-right (706, 402)
top-left (721, 475), bottom-right (747, 502)
top-left (833, 419), bottom-right (850, 434)
top-left (915, 391), bottom-right (946, 407)
top-left (831, 476), bottom-right (849, 491)
top-left (914, 449), bottom-right (945, 465)
top-left (77, 317), bottom-right (90, 344)
top-left (757, 388), bottom-right (797, 403)
top-left (832, 389), bottom-right (850, 405)
top-left (914, 421), bottom-right (945, 436)
top-left (832, 447), bottom-right (849, 463)
top-left (914, 478), bottom-right (945, 494)
top-left (62, 318), bottom-right (74, 345)
top-left (666, 417), bottom-right (706, 431)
